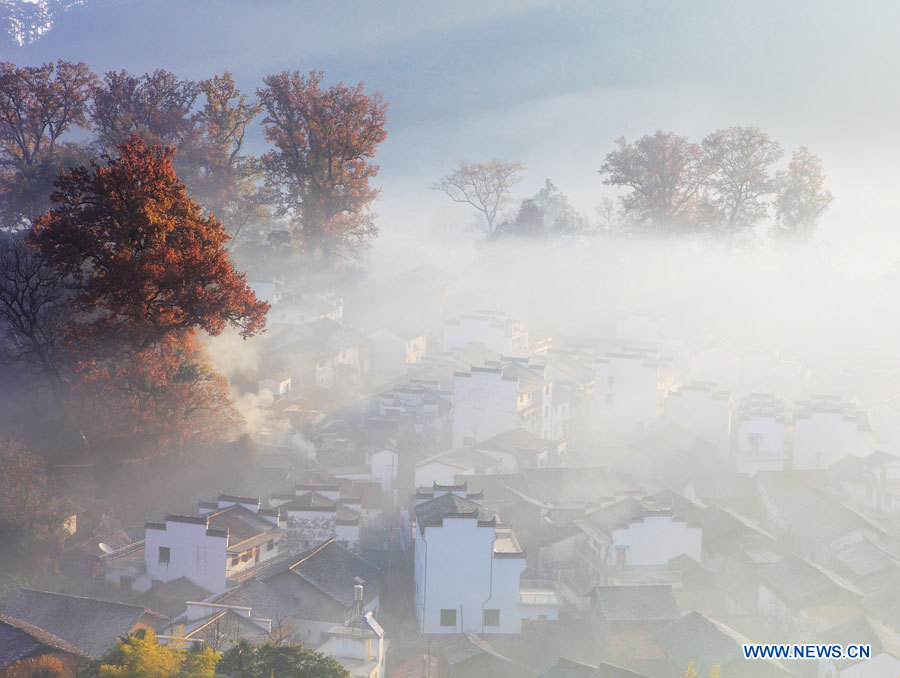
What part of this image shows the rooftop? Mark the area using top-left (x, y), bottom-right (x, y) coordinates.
top-left (3, 589), bottom-right (165, 658)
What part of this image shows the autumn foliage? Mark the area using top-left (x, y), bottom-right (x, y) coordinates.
top-left (30, 136), bottom-right (268, 342)
top-left (28, 136), bottom-right (267, 453)
top-left (258, 70), bottom-right (387, 258)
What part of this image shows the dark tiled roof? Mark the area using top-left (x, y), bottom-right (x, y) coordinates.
top-left (3, 589), bottom-right (164, 657)
top-left (540, 658), bottom-right (651, 678)
top-left (205, 504), bottom-right (280, 548)
top-left (413, 492), bottom-right (494, 528)
top-left (649, 612), bottom-right (745, 669)
top-left (434, 632), bottom-right (509, 666)
top-left (212, 579), bottom-right (303, 623)
top-left (287, 539), bottom-right (382, 608)
top-left (757, 556), bottom-right (861, 607)
top-left (592, 585), bottom-right (681, 623)
top-left (0, 614), bottom-right (88, 665)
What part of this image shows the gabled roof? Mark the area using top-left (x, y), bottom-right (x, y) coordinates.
top-left (540, 657), bottom-right (651, 678)
top-left (3, 589), bottom-right (165, 658)
top-left (204, 504), bottom-right (281, 550)
top-left (818, 615), bottom-right (900, 668)
top-left (212, 578), bottom-right (303, 622)
top-left (650, 611), bottom-right (790, 676)
top-left (413, 492), bottom-right (494, 529)
top-left (476, 427), bottom-right (553, 455)
top-left (757, 556), bottom-right (862, 607)
top-left (0, 614), bottom-right (88, 665)
top-left (592, 585), bottom-right (681, 623)
top-left (434, 632), bottom-right (510, 666)
top-left (285, 539), bottom-right (381, 608)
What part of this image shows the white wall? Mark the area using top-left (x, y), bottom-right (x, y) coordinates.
top-left (793, 411), bottom-right (873, 470)
top-left (593, 354), bottom-right (661, 436)
top-left (414, 517), bottom-right (525, 634)
top-left (664, 386), bottom-right (730, 455)
top-left (443, 315), bottom-right (524, 355)
top-left (609, 515), bottom-right (701, 567)
top-left (735, 415), bottom-right (786, 476)
top-left (452, 369), bottom-right (518, 447)
top-left (145, 520), bottom-right (228, 593)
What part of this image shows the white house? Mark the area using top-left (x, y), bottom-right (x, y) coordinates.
top-left (105, 495), bottom-right (286, 594)
top-left (258, 372), bottom-right (292, 400)
top-left (268, 291), bottom-right (343, 327)
top-left (472, 427), bottom-right (555, 474)
top-left (792, 395), bottom-right (875, 470)
top-left (593, 351), bottom-right (661, 438)
top-left (573, 497), bottom-right (702, 588)
top-left (442, 311), bottom-right (528, 357)
top-left (271, 482), bottom-right (361, 553)
top-left (414, 447), bottom-right (502, 488)
top-left (664, 382), bottom-right (730, 456)
top-left (733, 392), bottom-right (787, 476)
top-left (452, 359), bottom-right (552, 448)
top-left (248, 277), bottom-right (286, 307)
top-left (367, 321), bottom-right (427, 376)
top-left (412, 484), bottom-right (557, 634)
top-left (317, 588), bottom-right (387, 678)
top-left (615, 313), bottom-right (662, 348)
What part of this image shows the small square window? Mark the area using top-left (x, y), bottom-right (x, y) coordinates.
top-left (483, 609), bottom-right (500, 627)
top-left (158, 546), bottom-right (170, 564)
top-left (440, 609), bottom-right (457, 627)
top-left (231, 555), bottom-right (239, 567)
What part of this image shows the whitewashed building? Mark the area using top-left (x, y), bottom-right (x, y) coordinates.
top-left (104, 495), bottom-right (286, 594)
top-left (593, 351), bottom-right (661, 437)
top-left (733, 392), bottom-right (787, 476)
top-left (664, 382), bottom-right (730, 456)
top-left (412, 483), bottom-right (559, 634)
top-left (452, 359), bottom-right (552, 448)
top-left (442, 311), bottom-right (528, 357)
top-left (792, 395), bottom-right (875, 470)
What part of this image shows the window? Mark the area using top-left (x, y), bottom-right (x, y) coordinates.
top-left (267, 539), bottom-right (275, 552)
top-left (158, 546), bottom-right (170, 564)
top-left (605, 393), bottom-right (615, 406)
top-left (231, 555), bottom-right (239, 567)
top-left (483, 609), bottom-right (500, 627)
top-left (440, 609), bottom-right (457, 627)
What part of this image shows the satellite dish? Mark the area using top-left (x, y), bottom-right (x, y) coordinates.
top-left (98, 542), bottom-right (114, 555)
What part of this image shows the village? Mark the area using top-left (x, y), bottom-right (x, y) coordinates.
top-left (2, 2), bottom-right (899, 677)
top-left (4, 257), bottom-right (900, 678)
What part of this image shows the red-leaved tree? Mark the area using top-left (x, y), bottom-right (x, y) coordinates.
top-left (258, 70), bottom-right (387, 260)
top-left (28, 136), bottom-right (268, 453)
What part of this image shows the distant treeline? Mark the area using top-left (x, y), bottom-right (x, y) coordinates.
top-left (435, 129), bottom-right (832, 243)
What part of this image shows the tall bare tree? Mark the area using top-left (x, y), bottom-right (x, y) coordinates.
top-left (433, 159), bottom-right (525, 237)
top-left (599, 131), bottom-right (706, 234)
top-left (700, 126), bottom-right (782, 240)
top-left (771, 147), bottom-right (833, 241)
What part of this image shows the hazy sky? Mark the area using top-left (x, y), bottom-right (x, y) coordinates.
top-left (4, 0), bottom-right (900, 256)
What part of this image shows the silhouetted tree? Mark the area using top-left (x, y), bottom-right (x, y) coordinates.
top-left (700, 126), bottom-right (782, 240)
top-left (433, 159), bottom-right (525, 238)
top-left (599, 131), bottom-right (706, 234)
top-left (771, 147), bottom-right (833, 241)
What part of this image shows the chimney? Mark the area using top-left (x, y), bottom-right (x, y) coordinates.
top-left (352, 583), bottom-right (364, 627)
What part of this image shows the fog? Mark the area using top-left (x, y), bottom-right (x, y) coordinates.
top-left (3, 2), bottom-right (900, 676)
